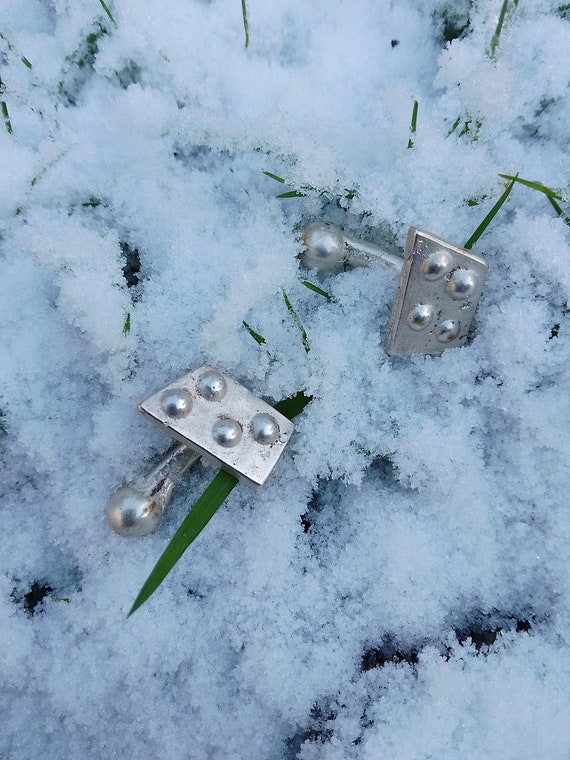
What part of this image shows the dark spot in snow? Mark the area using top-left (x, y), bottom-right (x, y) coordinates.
top-left (120, 242), bottom-right (142, 288)
top-left (12, 580), bottom-right (53, 617)
top-left (361, 636), bottom-right (419, 671)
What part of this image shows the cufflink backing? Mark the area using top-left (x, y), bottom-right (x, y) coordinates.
top-left (105, 365), bottom-right (294, 536)
top-left (301, 222), bottom-right (488, 356)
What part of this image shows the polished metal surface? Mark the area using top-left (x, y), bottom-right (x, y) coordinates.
top-left (251, 412), bottom-right (280, 445)
top-left (385, 228), bottom-right (488, 356)
top-left (196, 368), bottom-right (227, 401)
top-left (212, 417), bottom-right (242, 448)
top-left (301, 221), bottom-right (403, 272)
top-left (105, 442), bottom-right (200, 536)
top-left (159, 388), bottom-right (193, 418)
top-left (137, 365), bottom-right (294, 487)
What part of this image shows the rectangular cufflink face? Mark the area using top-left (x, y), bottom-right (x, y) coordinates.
top-left (137, 365), bottom-right (294, 487)
top-left (385, 228), bottom-right (488, 356)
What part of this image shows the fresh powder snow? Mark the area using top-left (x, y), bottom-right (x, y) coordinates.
top-left (1, 1), bottom-right (570, 758)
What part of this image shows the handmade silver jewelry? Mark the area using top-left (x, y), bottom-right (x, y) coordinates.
top-left (301, 221), bottom-right (488, 356)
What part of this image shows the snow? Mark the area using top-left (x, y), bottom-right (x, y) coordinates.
top-left (1, 0), bottom-right (570, 757)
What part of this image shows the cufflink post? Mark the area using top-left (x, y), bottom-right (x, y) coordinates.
top-left (105, 443), bottom-right (200, 537)
top-left (301, 221), bottom-right (403, 272)
top-left (300, 221), bottom-right (488, 356)
top-left (105, 366), bottom-right (294, 536)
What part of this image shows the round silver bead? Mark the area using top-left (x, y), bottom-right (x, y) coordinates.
top-left (300, 221), bottom-right (346, 272)
top-left (446, 269), bottom-right (478, 300)
top-left (421, 250), bottom-right (452, 280)
top-left (436, 319), bottom-right (460, 342)
top-left (105, 486), bottom-right (163, 537)
top-left (212, 418), bottom-right (242, 448)
top-left (407, 304), bottom-right (434, 331)
top-left (197, 369), bottom-right (227, 401)
top-left (251, 412), bottom-right (280, 445)
top-left (160, 388), bottom-right (193, 418)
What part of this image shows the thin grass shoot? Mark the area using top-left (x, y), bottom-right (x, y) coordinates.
top-left (241, 0), bottom-right (249, 48)
top-left (407, 99), bottom-right (418, 149)
top-left (301, 280), bottom-right (332, 300)
top-left (463, 176), bottom-right (516, 249)
top-left (1, 101), bottom-right (12, 134)
top-left (242, 320), bottom-right (266, 345)
top-left (98, 0), bottom-right (116, 26)
top-left (282, 289), bottom-right (310, 352)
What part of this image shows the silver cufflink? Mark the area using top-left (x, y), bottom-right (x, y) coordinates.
top-left (301, 222), bottom-right (488, 356)
top-left (105, 365), bottom-right (294, 537)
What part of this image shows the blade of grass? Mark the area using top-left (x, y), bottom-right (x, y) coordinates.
top-left (242, 320), bottom-right (266, 345)
top-left (301, 280), bottom-right (331, 300)
top-left (498, 173), bottom-right (566, 201)
top-left (282, 289), bottom-right (310, 351)
top-left (263, 171), bottom-right (286, 183)
top-left (122, 312), bottom-right (131, 335)
top-left (128, 391), bottom-right (312, 615)
top-left (277, 190), bottom-right (306, 198)
top-left (463, 175), bottom-right (517, 250)
top-left (241, 0), bottom-right (249, 48)
top-left (128, 470), bottom-right (238, 616)
top-left (407, 99), bottom-right (418, 149)
top-left (548, 196), bottom-right (565, 215)
top-left (1, 101), bottom-right (12, 134)
top-left (489, 0), bottom-right (510, 58)
top-left (264, 170), bottom-right (357, 202)
top-left (499, 173), bottom-right (570, 227)
top-left (21, 56), bottom-right (32, 68)
top-left (547, 196), bottom-right (570, 228)
top-left (273, 391), bottom-right (312, 419)
top-left (98, 0), bottom-right (116, 26)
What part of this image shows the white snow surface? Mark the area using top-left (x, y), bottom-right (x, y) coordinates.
top-left (1, 0), bottom-right (570, 758)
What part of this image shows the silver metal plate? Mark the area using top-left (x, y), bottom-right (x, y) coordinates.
top-left (137, 365), bottom-right (294, 487)
top-left (385, 228), bottom-right (488, 356)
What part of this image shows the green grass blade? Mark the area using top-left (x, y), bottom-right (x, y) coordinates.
top-left (547, 196), bottom-right (570, 227)
top-left (301, 280), bottom-right (331, 300)
top-left (264, 170), bottom-right (356, 202)
top-left (277, 190), bottom-right (306, 198)
top-left (241, 0), bottom-right (249, 48)
top-left (498, 173), bottom-right (566, 201)
top-left (273, 391), bottom-right (312, 419)
top-left (548, 195), bottom-right (564, 215)
top-left (489, 0), bottom-right (510, 57)
top-left (282, 289), bottom-right (310, 351)
top-left (128, 470), bottom-right (238, 616)
top-left (21, 56), bottom-right (32, 69)
top-left (122, 312), bottom-right (131, 335)
top-left (407, 99), bottom-right (418, 149)
top-left (98, 0), bottom-right (116, 26)
top-left (242, 320), bottom-right (266, 345)
top-left (1, 101), bottom-right (12, 134)
top-left (464, 175), bottom-right (516, 249)
top-left (263, 170), bottom-right (286, 183)
top-left (128, 391), bottom-right (312, 615)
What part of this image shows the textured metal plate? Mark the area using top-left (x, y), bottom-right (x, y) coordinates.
top-left (385, 228), bottom-right (488, 356)
top-left (137, 365), bottom-right (294, 487)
